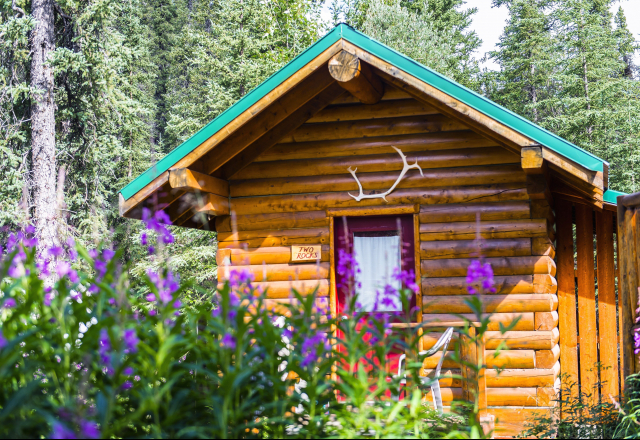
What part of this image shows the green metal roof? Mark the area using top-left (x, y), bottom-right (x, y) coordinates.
top-left (121, 24), bottom-right (614, 202)
top-left (604, 189), bottom-right (626, 205)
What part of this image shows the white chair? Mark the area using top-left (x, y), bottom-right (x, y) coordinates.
top-left (395, 327), bottom-right (455, 414)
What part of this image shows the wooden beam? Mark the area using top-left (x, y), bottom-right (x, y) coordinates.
top-left (575, 203), bottom-right (598, 404)
top-left (328, 50), bottom-right (384, 104)
top-left (119, 171), bottom-right (170, 217)
top-left (555, 201), bottom-right (579, 397)
top-left (521, 146), bottom-right (544, 174)
top-left (596, 209), bottom-right (619, 398)
top-left (168, 168), bottom-right (229, 196)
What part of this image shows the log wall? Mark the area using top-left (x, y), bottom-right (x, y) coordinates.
top-left (215, 85), bottom-right (560, 421)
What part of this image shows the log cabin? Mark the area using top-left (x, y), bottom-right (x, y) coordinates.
top-left (119, 24), bottom-right (629, 437)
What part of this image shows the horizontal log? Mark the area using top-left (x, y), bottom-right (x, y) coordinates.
top-left (215, 211), bottom-right (328, 232)
top-left (491, 408), bottom-right (551, 437)
top-left (230, 183), bottom-right (529, 215)
top-left (419, 201), bottom-right (530, 223)
top-left (421, 256), bottom-right (557, 278)
top-left (537, 381), bottom-right (560, 407)
top-left (421, 387), bottom-right (539, 406)
top-left (421, 312), bottom-right (534, 331)
top-left (421, 349), bottom-right (536, 369)
top-left (534, 311), bottom-right (558, 331)
top-left (330, 85), bottom-right (412, 104)
top-left (326, 204), bottom-right (418, 217)
top-left (307, 99), bottom-right (438, 123)
top-left (418, 364), bottom-right (560, 388)
top-left (230, 164), bottom-right (526, 198)
top-left (217, 228), bottom-right (329, 249)
top-left (217, 263), bottom-right (329, 282)
top-left (235, 147), bottom-right (519, 180)
top-left (422, 328), bottom-right (559, 350)
top-left (421, 274), bottom-right (557, 295)
top-left (244, 298), bottom-right (330, 316)
top-left (421, 238), bottom-right (531, 259)
top-left (217, 279), bottom-right (330, 299)
top-left (220, 246), bottom-right (330, 265)
top-left (487, 328), bottom-right (560, 350)
top-left (417, 369), bottom-right (462, 388)
top-left (536, 344), bottom-right (560, 369)
top-left (257, 131), bottom-right (499, 162)
top-left (280, 114), bottom-right (469, 143)
top-left (422, 294), bottom-right (558, 314)
top-left (532, 237), bottom-right (555, 258)
top-left (487, 362), bottom-right (560, 388)
top-left (419, 219), bottom-right (547, 241)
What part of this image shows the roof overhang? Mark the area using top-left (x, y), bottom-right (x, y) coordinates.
top-left (119, 24), bottom-right (622, 226)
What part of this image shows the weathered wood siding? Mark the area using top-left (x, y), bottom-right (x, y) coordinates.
top-left (216, 85), bottom-right (559, 410)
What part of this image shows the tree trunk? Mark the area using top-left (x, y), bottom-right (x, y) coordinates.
top-left (30, 0), bottom-right (59, 253)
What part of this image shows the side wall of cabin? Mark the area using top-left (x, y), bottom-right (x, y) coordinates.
top-left (215, 85), bottom-right (558, 436)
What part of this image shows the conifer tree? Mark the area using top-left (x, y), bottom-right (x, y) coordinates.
top-left (489, 0), bottom-right (556, 123)
top-left (541, 0), bottom-right (640, 190)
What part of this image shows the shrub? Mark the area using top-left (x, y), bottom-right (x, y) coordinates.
top-left (0, 217), bottom-right (500, 438)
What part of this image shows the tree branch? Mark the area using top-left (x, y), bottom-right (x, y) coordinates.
top-left (11, 0), bottom-right (25, 17)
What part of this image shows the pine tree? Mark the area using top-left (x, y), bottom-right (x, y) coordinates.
top-left (614, 6), bottom-right (636, 79)
top-left (489, 0), bottom-right (556, 123)
top-left (338, 0), bottom-right (481, 89)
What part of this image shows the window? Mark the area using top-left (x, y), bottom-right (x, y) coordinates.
top-left (334, 215), bottom-right (416, 318)
top-left (353, 231), bottom-right (402, 312)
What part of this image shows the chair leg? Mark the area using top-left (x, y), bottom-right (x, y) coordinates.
top-left (431, 381), bottom-right (443, 414)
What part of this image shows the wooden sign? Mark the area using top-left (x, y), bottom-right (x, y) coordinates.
top-left (291, 245), bottom-right (321, 262)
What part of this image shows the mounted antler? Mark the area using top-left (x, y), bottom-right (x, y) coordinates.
top-left (347, 146), bottom-right (424, 202)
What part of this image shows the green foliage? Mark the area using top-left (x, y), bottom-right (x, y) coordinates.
top-left (0, 231), bottom-right (508, 438)
top-left (519, 375), bottom-right (619, 439)
top-left (487, 0), bottom-right (640, 193)
top-left (335, 0), bottom-right (482, 89)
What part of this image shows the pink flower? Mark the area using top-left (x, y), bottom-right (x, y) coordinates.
top-left (56, 261), bottom-right (71, 278)
top-left (466, 260), bottom-right (496, 294)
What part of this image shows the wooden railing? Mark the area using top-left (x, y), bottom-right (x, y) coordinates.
top-left (617, 193), bottom-right (640, 379)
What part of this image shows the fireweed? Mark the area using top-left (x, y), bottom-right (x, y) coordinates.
top-left (0, 216), bottom-right (506, 438)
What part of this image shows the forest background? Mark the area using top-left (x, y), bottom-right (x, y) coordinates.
top-left (0, 0), bottom-right (639, 297)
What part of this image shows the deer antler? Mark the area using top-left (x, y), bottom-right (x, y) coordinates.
top-left (348, 146), bottom-right (424, 202)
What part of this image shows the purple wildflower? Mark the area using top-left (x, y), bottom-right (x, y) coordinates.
top-left (0, 330), bottom-right (6, 349)
top-left (88, 249), bottom-right (99, 259)
top-left (228, 269), bottom-right (254, 289)
top-left (123, 329), bottom-right (139, 354)
top-left (142, 208), bottom-right (175, 246)
top-left (94, 260), bottom-right (107, 279)
top-left (212, 307), bottom-right (221, 318)
top-left (221, 333), bottom-right (236, 350)
top-left (123, 366), bottom-right (134, 376)
top-left (47, 246), bottom-right (64, 258)
top-left (36, 259), bottom-right (51, 278)
top-left (25, 225), bottom-right (36, 235)
top-left (79, 421), bottom-right (100, 439)
top-left (3, 298), bottom-right (16, 309)
top-left (98, 329), bottom-right (112, 373)
top-left (635, 328), bottom-right (640, 355)
top-left (102, 249), bottom-right (115, 262)
top-left (337, 249), bottom-right (361, 291)
top-left (146, 294), bottom-right (156, 302)
top-left (173, 300), bottom-right (181, 309)
top-left (141, 233), bottom-right (148, 246)
top-left (392, 268), bottom-right (419, 294)
top-left (147, 246), bottom-right (155, 255)
top-left (227, 309), bottom-right (237, 321)
top-left (121, 381), bottom-right (133, 390)
top-left (466, 260), bottom-right (496, 294)
top-left (56, 261), bottom-right (71, 278)
top-left (300, 333), bottom-right (330, 368)
top-left (88, 284), bottom-right (99, 295)
top-left (44, 288), bottom-right (54, 306)
top-left (51, 423), bottom-right (76, 439)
